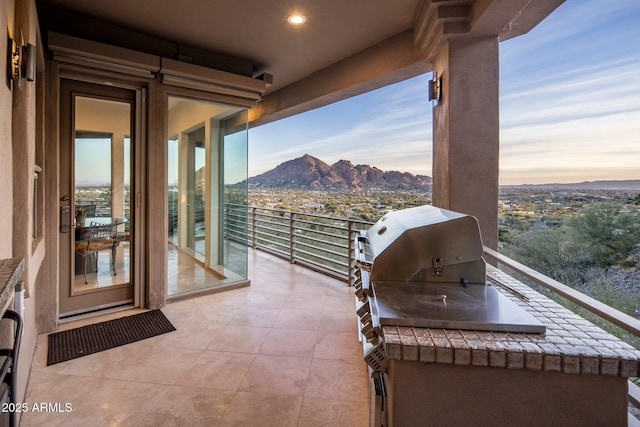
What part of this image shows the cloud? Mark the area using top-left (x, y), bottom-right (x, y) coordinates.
top-left (249, 75), bottom-right (432, 176)
top-left (250, 0), bottom-right (640, 185)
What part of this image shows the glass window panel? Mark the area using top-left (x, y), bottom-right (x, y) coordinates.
top-left (73, 97), bottom-right (131, 291)
top-left (166, 97), bottom-right (247, 296)
top-left (222, 111), bottom-right (248, 279)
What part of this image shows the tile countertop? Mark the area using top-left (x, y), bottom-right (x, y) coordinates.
top-left (382, 266), bottom-right (640, 378)
top-left (0, 258), bottom-right (24, 315)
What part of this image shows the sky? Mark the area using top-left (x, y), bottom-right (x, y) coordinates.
top-left (248, 0), bottom-right (640, 185)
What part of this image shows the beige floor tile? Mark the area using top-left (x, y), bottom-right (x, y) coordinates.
top-left (245, 291), bottom-right (289, 309)
top-left (249, 277), bottom-right (297, 294)
top-left (305, 358), bottom-right (369, 402)
top-left (228, 306), bottom-right (281, 327)
top-left (206, 325), bottom-right (270, 353)
top-left (298, 398), bottom-right (370, 427)
top-left (22, 376), bottom-right (167, 427)
top-left (192, 288), bottom-right (239, 301)
top-left (54, 344), bottom-right (130, 378)
top-left (22, 371), bottom-right (99, 409)
top-left (238, 354), bottom-right (311, 396)
top-left (105, 345), bottom-right (203, 384)
top-left (326, 280), bottom-right (355, 297)
top-left (137, 385), bottom-right (235, 426)
top-left (273, 308), bottom-right (322, 330)
top-left (218, 391), bottom-right (302, 427)
top-left (30, 335), bottom-right (65, 373)
top-left (259, 328), bottom-right (318, 357)
top-left (323, 294), bottom-right (356, 313)
top-left (189, 287), bottom-right (248, 306)
top-left (291, 280), bottom-right (329, 296)
top-left (283, 293), bottom-right (327, 310)
top-left (176, 350), bottom-right (255, 391)
top-left (314, 329), bottom-right (364, 361)
top-left (319, 310), bottom-right (359, 333)
top-left (148, 322), bottom-right (222, 350)
top-left (170, 302), bottom-right (244, 325)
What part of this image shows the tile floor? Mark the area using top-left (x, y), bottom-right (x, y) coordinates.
top-left (21, 250), bottom-right (370, 426)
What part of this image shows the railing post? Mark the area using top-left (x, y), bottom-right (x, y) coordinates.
top-left (289, 212), bottom-right (295, 264)
top-left (223, 203), bottom-right (228, 240)
top-left (347, 220), bottom-right (355, 286)
top-left (251, 207), bottom-right (257, 249)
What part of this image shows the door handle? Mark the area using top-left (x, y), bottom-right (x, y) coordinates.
top-left (60, 206), bottom-right (71, 233)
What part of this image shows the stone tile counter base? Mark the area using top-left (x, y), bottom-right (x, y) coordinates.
top-left (380, 267), bottom-right (639, 427)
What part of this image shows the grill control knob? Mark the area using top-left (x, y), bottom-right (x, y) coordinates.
top-left (361, 322), bottom-right (378, 342)
top-left (354, 287), bottom-right (367, 302)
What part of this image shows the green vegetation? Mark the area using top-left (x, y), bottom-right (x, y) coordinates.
top-left (249, 188), bottom-right (430, 222)
top-left (501, 200), bottom-right (640, 348)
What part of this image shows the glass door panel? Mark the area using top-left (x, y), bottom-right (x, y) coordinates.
top-left (166, 97), bottom-right (248, 296)
top-left (59, 81), bottom-right (136, 318)
top-left (222, 111), bottom-right (249, 278)
top-left (73, 98), bottom-right (131, 291)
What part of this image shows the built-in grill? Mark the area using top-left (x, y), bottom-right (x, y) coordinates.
top-left (354, 205), bottom-right (545, 425)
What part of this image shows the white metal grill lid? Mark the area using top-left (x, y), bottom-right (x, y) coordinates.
top-left (364, 205), bottom-right (485, 283)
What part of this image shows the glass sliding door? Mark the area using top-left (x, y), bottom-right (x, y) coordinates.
top-left (222, 111), bottom-right (249, 278)
top-left (166, 96), bottom-right (248, 296)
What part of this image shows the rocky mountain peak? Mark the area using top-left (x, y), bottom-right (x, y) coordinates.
top-left (248, 154), bottom-right (431, 190)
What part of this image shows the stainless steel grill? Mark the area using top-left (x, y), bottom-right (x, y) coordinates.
top-left (354, 205), bottom-right (545, 373)
top-left (355, 205), bottom-right (547, 426)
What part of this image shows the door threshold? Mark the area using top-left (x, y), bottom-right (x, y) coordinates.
top-left (58, 300), bottom-right (134, 323)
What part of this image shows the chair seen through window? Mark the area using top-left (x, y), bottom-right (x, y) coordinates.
top-left (75, 221), bottom-right (120, 284)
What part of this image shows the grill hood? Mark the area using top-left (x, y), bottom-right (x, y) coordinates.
top-left (362, 205), bottom-right (486, 284)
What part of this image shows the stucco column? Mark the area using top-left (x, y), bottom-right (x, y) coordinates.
top-left (432, 37), bottom-right (499, 249)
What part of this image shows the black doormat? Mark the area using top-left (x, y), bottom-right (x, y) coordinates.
top-left (47, 310), bottom-right (176, 366)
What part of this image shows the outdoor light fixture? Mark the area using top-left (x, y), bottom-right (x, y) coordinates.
top-left (287, 14), bottom-right (306, 25)
top-left (9, 29), bottom-right (36, 90)
top-left (428, 74), bottom-right (442, 102)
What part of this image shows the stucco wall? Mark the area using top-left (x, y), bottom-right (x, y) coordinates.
top-left (1, 0), bottom-right (16, 259)
top-left (2, 0), bottom-right (42, 420)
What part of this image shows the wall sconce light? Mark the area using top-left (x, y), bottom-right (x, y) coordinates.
top-left (9, 29), bottom-right (36, 90)
top-left (428, 74), bottom-right (442, 103)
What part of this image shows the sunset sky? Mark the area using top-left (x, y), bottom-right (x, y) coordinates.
top-left (248, 0), bottom-right (640, 185)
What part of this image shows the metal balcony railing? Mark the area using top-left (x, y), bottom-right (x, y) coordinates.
top-left (223, 203), bottom-right (639, 420)
top-left (225, 204), bottom-right (372, 284)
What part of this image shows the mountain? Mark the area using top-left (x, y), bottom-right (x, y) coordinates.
top-left (248, 154), bottom-right (432, 190)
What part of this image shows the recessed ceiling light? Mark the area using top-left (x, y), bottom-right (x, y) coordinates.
top-left (287, 14), bottom-right (306, 25)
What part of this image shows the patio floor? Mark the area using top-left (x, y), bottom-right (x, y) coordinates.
top-left (21, 249), bottom-right (369, 426)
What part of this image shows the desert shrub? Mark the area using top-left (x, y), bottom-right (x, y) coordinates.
top-left (565, 203), bottom-right (640, 267)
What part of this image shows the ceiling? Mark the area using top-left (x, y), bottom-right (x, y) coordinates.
top-left (36, 0), bottom-right (565, 125)
top-left (37, 0), bottom-right (421, 95)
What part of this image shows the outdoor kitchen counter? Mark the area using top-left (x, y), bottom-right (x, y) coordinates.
top-left (0, 258), bottom-right (23, 315)
top-left (382, 266), bottom-right (640, 377)
top-left (379, 266), bottom-right (638, 426)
